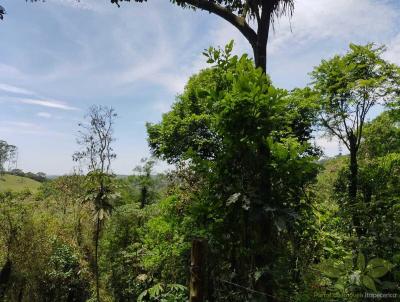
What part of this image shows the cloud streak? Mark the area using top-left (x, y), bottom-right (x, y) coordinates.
top-left (209, 0), bottom-right (400, 65)
top-left (0, 81), bottom-right (79, 111)
top-left (0, 120), bottom-right (65, 136)
top-left (37, 112), bottom-right (53, 118)
top-left (0, 83), bottom-right (35, 95)
top-left (0, 96), bottom-right (79, 111)
top-left (47, 0), bottom-right (104, 12)
top-left (19, 98), bottom-right (79, 111)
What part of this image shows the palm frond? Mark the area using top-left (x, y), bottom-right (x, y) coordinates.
top-left (271, 0), bottom-right (294, 22)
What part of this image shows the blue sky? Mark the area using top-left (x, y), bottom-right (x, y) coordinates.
top-left (0, 0), bottom-right (399, 175)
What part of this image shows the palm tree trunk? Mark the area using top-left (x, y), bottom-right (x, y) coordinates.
top-left (252, 3), bottom-right (271, 73)
top-left (252, 35), bottom-right (268, 72)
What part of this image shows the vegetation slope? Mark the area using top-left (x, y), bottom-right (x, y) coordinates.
top-left (0, 174), bottom-right (41, 192)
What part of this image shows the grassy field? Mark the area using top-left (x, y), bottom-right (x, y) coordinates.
top-left (0, 174), bottom-right (41, 192)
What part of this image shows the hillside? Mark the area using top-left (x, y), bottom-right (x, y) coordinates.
top-left (0, 174), bottom-right (41, 192)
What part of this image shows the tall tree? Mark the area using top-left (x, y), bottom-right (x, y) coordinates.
top-left (73, 105), bottom-right (117, 302)
top-left (132, 157), bottom-right (156, 209)
top-left (112, 0), bottom-right (295, 72)
top-left (0, 141), bottom-right (17, 175)
top-left (310, 43), bottom-right (400, 236)
top-left (147, 47), bottom-right (320, 300)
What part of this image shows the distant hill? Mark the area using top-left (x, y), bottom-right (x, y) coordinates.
top-left (0, 174), bottom-right (41, 192)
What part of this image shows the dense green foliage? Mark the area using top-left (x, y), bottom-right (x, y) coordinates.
top-left (146, 44), bottom-right (321, 300)
top-left (1, 43), bottom-right (400, 302)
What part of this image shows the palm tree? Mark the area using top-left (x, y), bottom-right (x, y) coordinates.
top-left (74, 105), bottom-right (117, 302)
top-left (85, 171), bottom-right (114, 302)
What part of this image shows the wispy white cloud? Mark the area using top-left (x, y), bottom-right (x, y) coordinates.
top-left (19, 98), bottom-right (79, 111)
top-left (0, 64), bottom-right (23, 79)
top-left (385, 33), bottom-right (400, 64)
top-left (47, 0), bottom-right (104, 12)
top-left (209, 0), bottom-right (399, 61)
top-left (3, 121), bottom-right (39, 128)
top-left (152, 99), bottom-right (174, 114)
top-left (268, 0), bottom-right (399, 54)
top-left (315, 136), bottom-right (344, 157)
top-left (108, 10), bottom-right (178, 91)
top-left (37, 112), bottom-right (53, 118)
top-left (1, 96), bottom-right (79, 111)
top-left (0, 120), bottom-right (65, 136)
top-left (0, 81), bottom-right (78, 111)
top-left (209, 21), bottom-right (251, 56)
top-left (0, 83), bottom-right (35, 95)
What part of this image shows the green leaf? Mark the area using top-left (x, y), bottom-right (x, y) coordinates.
top-left (362, 275), bottom-right (377, 292)
top-left (392, 253), bottom-right (400, 265)
top-left (366, 258), bottom-right (392, 278)
top-left (334, 277), bottom-right (347, 292)
top-left (343, 256), bottom-right (354, 271)
top-left (137, 289), bottom-right (148, 302)
top-left (168, 283), bottom-right (186, 292)
top-left (148, 283), bottom-right (164, 297)
top-left (274, 216), bottom-right (287, 233)
top-left (322, 267), bottom-right (343, 279)
top-left (381, 281), bottom-right (398, 290)
top-left (318, 261), bottom-right (344, 279)
top-left (367, 266), bottom-right (389, 279)
top-left (254, 270), bottom-right (263, 282)
top-left (357, 253), bottom-right (366, 271)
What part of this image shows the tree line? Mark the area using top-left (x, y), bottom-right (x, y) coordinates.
top-left (0, 140), bottom-right (47, 183)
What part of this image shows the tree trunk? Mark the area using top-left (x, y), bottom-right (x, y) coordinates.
top-left (190, 239), bottom-right (207, 302)
top-left (251, 10), bottom-right (274, 299)
top-left (349, 148), bottom-right (358, 202)
top-left (0, 259), bottom-right (12, 299)
top-left (17, 284), bottom-right (24, 302)
top-left (349, 139), bottom-right (362, 237)
top-left (252, 38), bottom-right (268, 73)
top-left (252, 5), bottom-right (271, 73)
top-left (140, 186), bottom-right (147, 209)
top-left (253, 45), bottom-right (266, 72)
top-left (95, 214), bottom-right (100, 302)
